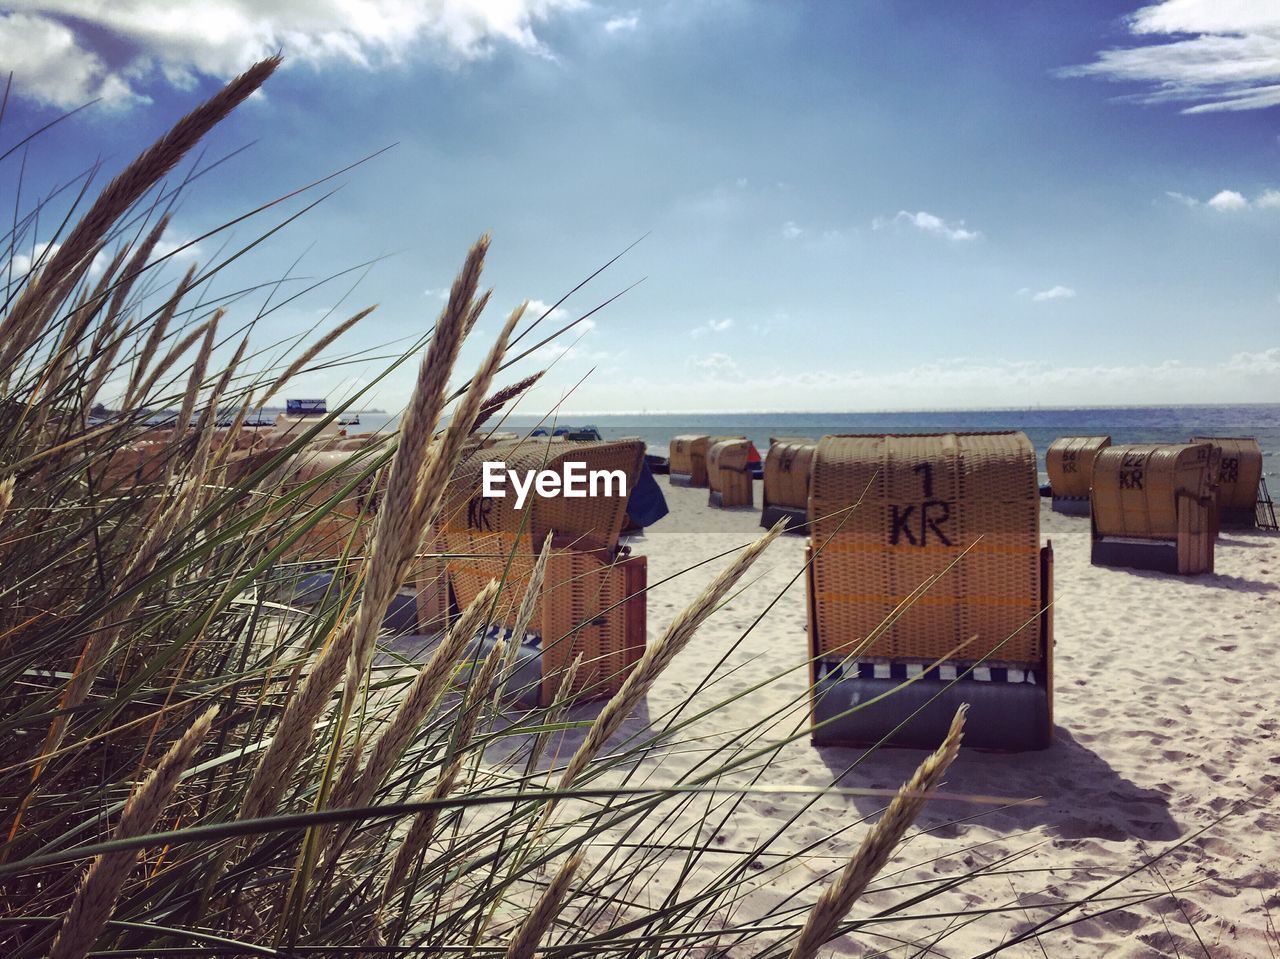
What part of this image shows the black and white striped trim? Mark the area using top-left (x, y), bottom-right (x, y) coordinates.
top-left (843, 660), bottom-right (1038, 685)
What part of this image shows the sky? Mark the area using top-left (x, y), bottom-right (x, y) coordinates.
top-left (1, 0), bottom-right (1278, 413)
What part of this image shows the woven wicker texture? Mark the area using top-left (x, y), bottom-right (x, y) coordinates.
top-left (273, 449), bottom-right (376, 564)
top-left (1090, 443), bottom-right (1215, 539)
top-left (708, 438), bottom-right (754, 507)
top-left (441, 437), bottom-right (647, 702)
top-left (1190, 436), bottom-right (1263, 510)
top-left (763, 439), bottom-right (816, 511)
top-left (1046, 436), bottom-right (1111, 499)
top-left (669, 435), bottom-right (711, 486)
top-left (808, 432), bottom-right (1043, 664)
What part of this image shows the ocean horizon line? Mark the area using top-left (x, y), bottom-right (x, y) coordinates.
top-left (502, 401), bottom-right (1280, 418)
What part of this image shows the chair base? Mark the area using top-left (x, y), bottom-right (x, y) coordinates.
top-left (1090, 536), bottom-right (1179, 573)
top-left (1050, 496), bottom-right (1090, 517)
top-left (760, 503), bottom-right (808, 532)
top-left (805, 542), bottom-right (1055, 752)
top-left (708, 488), bottom-right (752, 509)
top-left (810, 661), bottom-right (1051, 751)
top-left (464, 629), bottom-right (544, 708)
top-left (669, 471), bottom-right (701, 488)
top-left (1219, 505), bottom-right (1258, 529)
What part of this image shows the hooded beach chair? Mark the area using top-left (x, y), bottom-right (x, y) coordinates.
top-left (1045, 436), bottom-right (1110, 516)
top-left (760, 437), bottom-right (815, 531)
top-left (1190, 436), bottom-right (1265, 529)
top-left (263, 444), bottom-right (451, 631)
top-left (439, 437), bottom-right (648, 706)
top-left (707, 438), bottom-right (755, 508)
top-left (669, 434), bottom-right (711, 487)
top-left (806, 432), bottom-right (1054, 751)
top-left (1090, 443), bottom-right (1216, 574)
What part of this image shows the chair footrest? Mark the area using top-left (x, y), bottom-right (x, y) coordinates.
top-left (760, 504), bottom-right (808, 531)
top-left (1050, 496), bottom-right (1090, 516)
top-left (1091, 536), bottom-right (1177, 573)
top-left (811, 660), bottom-right (1051, 751)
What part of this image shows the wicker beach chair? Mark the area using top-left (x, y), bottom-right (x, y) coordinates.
top-left (1190, 436), bottom-right (1265, 529)
top-left (669, 434), bottom-right (711, 487)
top-left (439, 437), bottom-right (648, 707)
top-left (707, 438), bottom-right (754, 508)
top-left (806, 432), bottom-right (1054, 751)
top-left (760, 438), bottom-right (815, 531)
top-left (270, 445), bottom-right (451, 631)
top-left (1090, 443), bottom-right (1216, 574)
top-left (1045, 436), bottom-right (1111, 516)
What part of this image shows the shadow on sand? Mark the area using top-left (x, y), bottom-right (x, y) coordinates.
top-left (812, 725), bottom-right (1180, 843)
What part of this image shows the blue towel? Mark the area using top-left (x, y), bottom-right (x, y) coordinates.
top-left (626, 457), bottom-right (669, 527)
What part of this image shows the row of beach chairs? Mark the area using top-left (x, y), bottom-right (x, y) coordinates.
top-left (101, 422), bottom-right (1271, 754)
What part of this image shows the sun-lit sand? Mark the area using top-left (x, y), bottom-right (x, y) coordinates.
top-left (589, 477), bottom-right (1279, 957)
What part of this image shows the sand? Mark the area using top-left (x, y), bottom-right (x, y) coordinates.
top-left (591, 477), bottom-right (1279, 958)
top-left (390, 475), bottom-right (1279, 956)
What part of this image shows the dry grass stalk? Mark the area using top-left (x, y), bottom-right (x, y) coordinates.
top-left (786, 705), bottom-right (968, 959)
top-left (0, 475), bottom-right (14, 525)
top-left (554, 521), bottom-right (785, 794)
top-left (498, 533), bottom-right (552, 689)
top-left (0, 56), bottom-right (278, 366)
top-left (464, 288), bottom-right (492, 338)
top-left (376, 634), bottom-right (508, 904)
top-left (401, 300), bottom-right (525, 544)
top-left (123, 263), bottom-right (198, 409)
top-left (132, 313), bottom-right (209, 405)
top-left (236, 237), bottom-right (495, 827)
top-left (105, 213), bottom-right (171, 327)
top-left (194, 331), bottom-right (249, 440)
top-left (328, 579), bottom-right (500, 818)
top-left (503, 852), bottom-right (586, 959)
top-left (256, 304), bottom-right (377, 408)
top-left (340, 295), bottom-right (524, 729)
top-left (171, 309), bottom-right (221, 439)
top-left (42, 247), bottom-right (129, 392)
top-left (47, 705), bottom-right (218, 959)
top-left (473, 370), bottom-right (546, 432)
top-left (336, 240), bottom-right (491, 725)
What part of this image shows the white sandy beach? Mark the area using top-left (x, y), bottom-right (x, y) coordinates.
top-left (576, 476), bottom-right (1280, 957)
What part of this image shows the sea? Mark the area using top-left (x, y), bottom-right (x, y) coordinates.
top-left (348, 404), bottom-right (1280, 486)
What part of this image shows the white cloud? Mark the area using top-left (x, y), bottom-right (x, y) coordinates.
top-left (6, 241), bottom-right (122, 282)
top-left (1170, 187), bottom-right (1280, 211)
top-left (873, 210), bottom-right (981, 242)
top-left (152, 228), bottom-right (202, 263)
top-left (1062, 1), bottom-right (1280, 113)
top-left (780, 220), bottom-right (803, 240)
top-left (0, 12), bottom-right (141, 109)
top-left (1224, 346), bottom-right (1280, 374)
top-left (526, 298), bottom-right (572, 325)
top-left (8, 241), bottom-right (60, 277)
top-left (690, 317), bottom-right (733, 338)
top-left (575, 347), bottom-right (1280, 412)
top-left (1030, 285), bottom-right (1076, 302)
top-left (689, 351), bottom-right (740, 376)
top-left (1, 0), bottom-right (586, 108)
top-left (603, 13), bottom-right (638, 33)
top-left (1207, 189), bottom-right (1249, 211)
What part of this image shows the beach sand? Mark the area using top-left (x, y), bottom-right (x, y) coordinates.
top-left (390, 475), bottom-right (1279, 956)
top-left (592, 477), bottom-right (1279, 957)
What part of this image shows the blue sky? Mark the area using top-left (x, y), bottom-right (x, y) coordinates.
top-left (2, 0), bottom-right (1278, 412)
